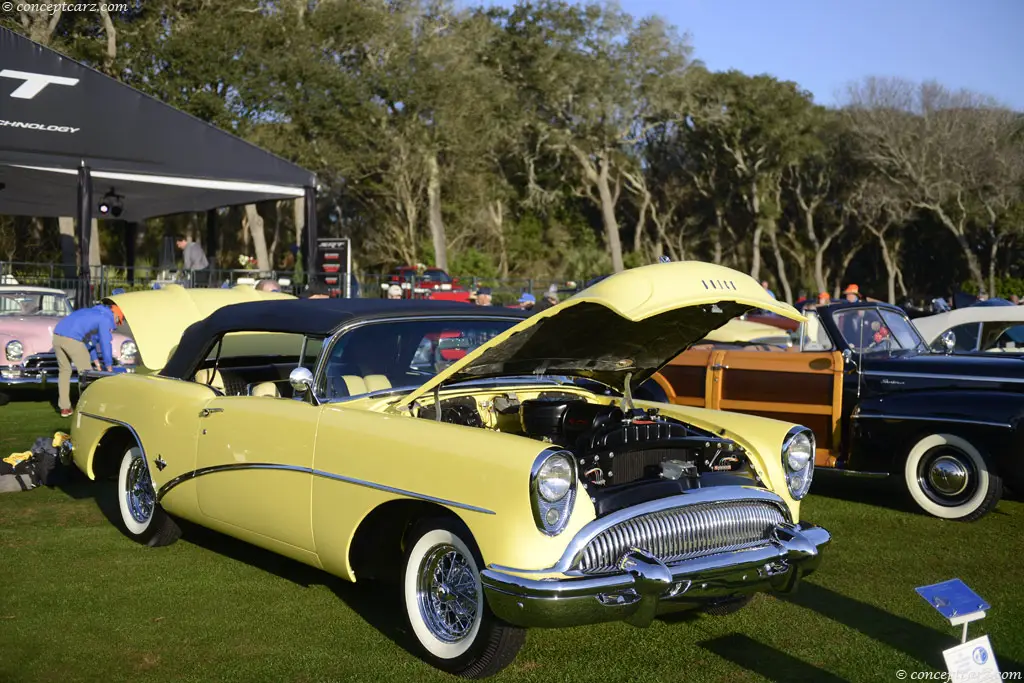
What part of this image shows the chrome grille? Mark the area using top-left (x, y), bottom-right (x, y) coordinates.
top-left (23, 353), bottom-right (60, 374)
top-left (575, 499), bottom-right (788, 575)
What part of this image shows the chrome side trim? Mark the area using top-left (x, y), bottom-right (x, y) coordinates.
top-left (78, 411), bottom-right (150, 470)
top-left (488, 486), bottom-right (790, 576)
top-left (154, 461), bottom-right (495, 515)
top-left (851, 413), bottom-right (1013, 429)
top-left (813, 467), bottom-right (889, 479)
top-left (862, 370), bottom-right (1024, 385)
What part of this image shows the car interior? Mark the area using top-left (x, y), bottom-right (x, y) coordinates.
top-left (188, 320), bottom-right (515, 401)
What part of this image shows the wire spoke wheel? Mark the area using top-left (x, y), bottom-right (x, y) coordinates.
top-left (125, 454), bottom-right (155, 524)
top-left (418, 544), bottom-right (480, 644)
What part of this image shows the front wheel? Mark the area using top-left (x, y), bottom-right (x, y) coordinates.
top-left (401, 518), bottom-right (524, 678)
top-left (904, 433), bottom-right (1002, 522)
top-left (117, 446), bottom-right (180, 546)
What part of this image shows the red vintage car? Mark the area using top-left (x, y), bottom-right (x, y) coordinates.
top-left (381, 267), bottom-right (465, 299)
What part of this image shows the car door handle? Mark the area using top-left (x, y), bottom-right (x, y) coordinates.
top-left (710, 363), bottom-right (729, 370)
top-left (199, 407), bottom-right (224, 418)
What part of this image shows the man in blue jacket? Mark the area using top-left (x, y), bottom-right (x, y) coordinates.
top-left (52, 303), bottom-right (124, 417)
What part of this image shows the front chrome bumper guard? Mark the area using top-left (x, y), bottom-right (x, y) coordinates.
top-left (481, 521), bottom-right (830, 629)
top-left (0, 367), bottom-right (133, 388)
top-left (0, 371), bottom-right (78, 387)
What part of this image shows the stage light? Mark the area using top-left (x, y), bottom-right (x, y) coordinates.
top-left (98, 188), bottom-right (124, 217)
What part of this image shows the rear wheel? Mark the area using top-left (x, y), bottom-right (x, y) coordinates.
top-left (117, 446), bottom-right (180, 546)
top-left (904, 433), bottom-right (1002, 522)
top-left (401, 518), bottom-right (524, 678)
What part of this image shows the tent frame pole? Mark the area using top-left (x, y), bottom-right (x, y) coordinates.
top-left (304, 185), bottom-right (317, 286)
top-left (77, 165), bottom-right (92, 308)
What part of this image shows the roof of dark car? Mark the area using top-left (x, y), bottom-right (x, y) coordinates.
top-left (161, 298), bottom-right (527, 379)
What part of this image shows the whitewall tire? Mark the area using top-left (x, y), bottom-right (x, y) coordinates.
top-left (401, 519), bottom-right (524, 678)
top-left (904, 433), bottom-right (1002, 522)
top-left (116, 446), bottom-right (180, 546)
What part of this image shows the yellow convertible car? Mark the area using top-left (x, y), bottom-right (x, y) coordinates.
top-left (64, 262), bottom-right (830, 678)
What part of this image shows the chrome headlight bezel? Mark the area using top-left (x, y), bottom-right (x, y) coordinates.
top-left (5, 340), bottom-right (24, 361)
top-left (119, 339), bottom-right (138, 364)
top-left (530, 449), bottom-right (577, 536)
top-left (782, 426), bottom-right (815, 500)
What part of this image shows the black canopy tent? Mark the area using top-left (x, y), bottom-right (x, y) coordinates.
top-left (0, 28), bottom-right (318, 303)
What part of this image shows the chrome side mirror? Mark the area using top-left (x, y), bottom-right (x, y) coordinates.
top-left (289, 367), bottom-right (314, 394)
top-left (940, 330), bottom-right (956, 354)
top-left (842, 348), bottom-right (852, 363)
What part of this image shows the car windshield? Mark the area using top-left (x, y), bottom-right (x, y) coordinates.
top-left (320, 318), bottom-right (518, 400)
top-left (0, 291), bottom-right (72, 317)
top-left (421, 270), bottom-right (451, 282)
top-left (831, 307), bottom-right (926, 355)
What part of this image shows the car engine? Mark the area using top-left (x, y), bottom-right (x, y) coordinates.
top-left (420, 392), bottom-right (759, 516)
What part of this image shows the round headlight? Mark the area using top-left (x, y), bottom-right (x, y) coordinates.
top-left (120, 339), bottom-right (138, 363)
top-left (785, 432), bottom-right (813, 472)
top-left (537, 454), bottom-right (573, 502)
top-left (5, 340), bottom-right (24, 361)
top-left (783, 429), bottom-right (815, 500)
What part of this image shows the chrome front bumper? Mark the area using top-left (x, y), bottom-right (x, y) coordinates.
top-left (481, 521), bottom-right (830, 629)
top-left (0, 369), bottom-right (76, 387)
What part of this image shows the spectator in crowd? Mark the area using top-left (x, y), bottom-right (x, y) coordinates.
top-left (300, 282), bottom-right (330, 299)
top-left (176, 235), bottom-right (210, 287)
top-left (794, 290), bottom-right (808, 309)
top-left (475, 287), bottom-right (493, 306)
top-left (817, 291), bottom-right (831, 307)
top-left (535, 286), bottom-right (559, 313)
top-left (1011, 294), bottom-right (1020, 305)
top-left (255, 278), bottom-right (281, 293)
top-left (517, 292), bottom-right (536, 311)
top-left (842, 284), bottom-right (861, 302)
top-left (386, 284), bottom-right (403, 300)
top-left (760, 280), bottom-right (777, 299)
top-left (52, 302), bottom-right (124, 417)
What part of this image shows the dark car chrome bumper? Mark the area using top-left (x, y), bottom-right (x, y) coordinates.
top-left (0, 368), bottom-right (77, 387)
top-left (481, 521), bottom-right (830, 629)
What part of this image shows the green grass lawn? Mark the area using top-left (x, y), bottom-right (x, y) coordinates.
top-left (2, 398), bottom-right (1022, 683)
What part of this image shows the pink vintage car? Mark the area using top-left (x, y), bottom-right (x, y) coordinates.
top-left (0, 286), bottom-right (137, 396)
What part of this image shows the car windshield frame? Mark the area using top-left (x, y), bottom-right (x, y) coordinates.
top-left (830, 306), bottom-right (928, 355)
top-left (312, 315), bottom-right (523, 403)
top-left (0, 291), bottom-right (73, 317)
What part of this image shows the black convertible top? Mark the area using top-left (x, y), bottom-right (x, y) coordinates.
top-left (160, 298), bottom-right (528, 379)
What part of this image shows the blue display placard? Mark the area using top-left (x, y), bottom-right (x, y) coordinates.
top-left (916, 579), bottom-right (990, 620)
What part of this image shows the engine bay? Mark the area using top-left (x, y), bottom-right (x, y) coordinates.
top-left (417, 390), bottom-right (758, 516)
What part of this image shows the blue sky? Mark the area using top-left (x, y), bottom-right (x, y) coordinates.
top-left (473, 0), bottom-right (1024, 110)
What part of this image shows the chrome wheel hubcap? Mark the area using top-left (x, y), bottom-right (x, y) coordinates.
top-left (417, 544), bottom-right (479, 643)
top-left (125, 455), bottom-right (155, 524)
top-left (927, 455), bottom-right (970, 496)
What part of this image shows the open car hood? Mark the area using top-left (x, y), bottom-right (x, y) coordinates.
top-left (103, 284), bottom-right (295, 371)
top-left (398, 261), bottom-right (805, 406)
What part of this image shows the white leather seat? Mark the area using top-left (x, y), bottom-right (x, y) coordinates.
top-left (194, 368), bottom-right (225, 391)
top-left (339, 374), bottom-right (392, 397)
top-left (251, 381), bottom-right (280, 397)
top-left (364, 375), bottom-right (392, 393)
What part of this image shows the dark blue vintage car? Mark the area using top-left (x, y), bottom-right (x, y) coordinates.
top-left (648, 300), bottom-right (1024, 522)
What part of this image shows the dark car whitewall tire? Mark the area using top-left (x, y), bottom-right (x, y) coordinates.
top-left (401, 518), bottom-right (524, 678)
top-left (903, 433), bottom-right (1002, 522)
top-left (117, 446), bottom-right (180, 546)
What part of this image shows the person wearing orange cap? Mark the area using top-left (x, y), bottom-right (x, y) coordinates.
top-left (842, 284), bottom-right (861, 303)
top-left (817, 291), bottom-right (831, 306)
top-left (51, 302), bottom-right (125, 417)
